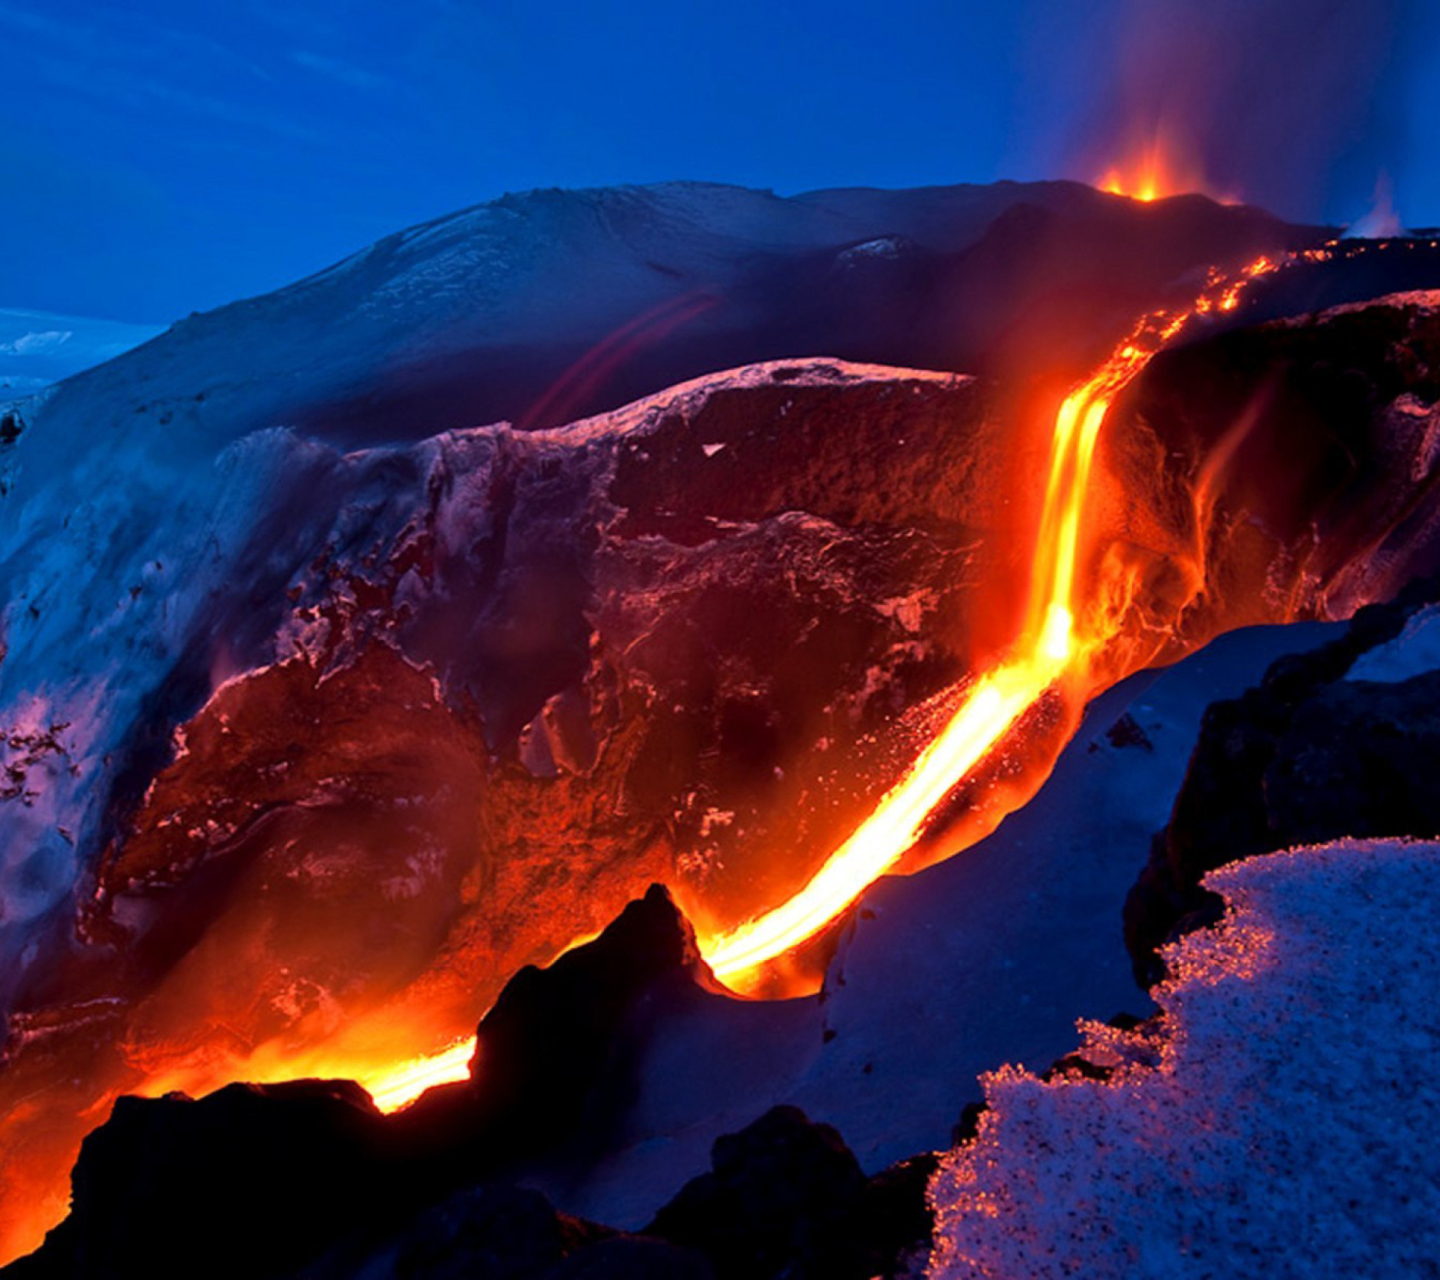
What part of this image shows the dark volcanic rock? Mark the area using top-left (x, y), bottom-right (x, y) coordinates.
top-left (6, 888), bottom-right (927, 1280)
top-left (350, 1209), bottom-right (715, 1280)
top-left (399, 884), bottom-right (723, 1171)
top-left (386, 1187), bottom-right (591, 1280)
top-left (1108, 291), bottom-right (1440, 636)
top-left (1125, 579), bottom-right (1440, 985)
top-left (311, 1185), bottom-right (606, 1280)
top-left (862, 1152), bottom-right (942, 1275)
top-left (539, 1238), bottom-right (715, 1280)
top-left (645, 1104), bottom-right (928, 1280)
top-left (7, 888), bottom-right (723, 1280)
top-left (10, 1080), bottom-right (404, 1280)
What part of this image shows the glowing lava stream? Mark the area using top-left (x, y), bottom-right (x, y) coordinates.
top-left (358, 366), bottom-right (1122, 1109)
top-left (361, 1040), bottom-right (475, 1111)
top-left (358, 253), bottom-right (1286, 1110)
top-left (698, 257), bottom-right (1280, 985)
top-left (701, 377), bottom-right (1114, 980)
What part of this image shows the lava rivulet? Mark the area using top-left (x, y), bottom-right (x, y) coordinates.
top-left (698, 253), bottom-right (1286, 987)
top-left (362, 1040), bottom-right (476, 1111)
top-left (357, 249), bottom-right (1302, 1103)
top-left (2, 239), bottom-right (1367, 1265)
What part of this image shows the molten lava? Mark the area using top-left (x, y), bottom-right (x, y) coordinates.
top-left (226, 250), bottom-right (1300, 1109)
top-left (0, 241), bottom-right (1345, 1265)
top-left (363, 1040), bottom-right (476, 1112)
top-left (698, 253), bottom-right (1285, 988)
top-left (348, 252), bottom-right (1294, 1115)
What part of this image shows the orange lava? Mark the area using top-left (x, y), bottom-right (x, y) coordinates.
top-left (699, 252), bottom-right (1288, 989)
top-left (123, 1024), bottom-right (481, 1117)
top-left (363, 246), bottom-right (1306, 1105)
top-left (362, 1039), bottom-right (476, 1112)
top-left (181, 252), bottom-right (1299, 1107)
top-left (0, 244), bottom-right (1320, 1267)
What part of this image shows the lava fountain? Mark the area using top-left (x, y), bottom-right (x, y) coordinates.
top-left (1096, 128), bottom-right (1208, 203)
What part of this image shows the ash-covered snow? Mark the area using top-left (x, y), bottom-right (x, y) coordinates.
top-left (928, 838), bottom-right (1440, 1279)
top-left (0, 424), bottom-right (347, 946)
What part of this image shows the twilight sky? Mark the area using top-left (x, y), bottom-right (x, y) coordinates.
top-left (4, 0), bottom-right (1437, 324)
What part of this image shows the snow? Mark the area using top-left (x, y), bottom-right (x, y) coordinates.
top-left (928, 838), bottom-right (1440, 1279)
top-left (0, 424), bottom-right (343, 936)
top-left (1345, 603), bottom-right (1440, 683)
top-left (0, 307), bottom-right (163, 391)
top-left (837, 237), bottom-right (906, 263)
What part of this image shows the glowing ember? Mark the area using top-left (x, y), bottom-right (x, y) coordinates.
top-left (701, 251), bottom-right (1289, 987)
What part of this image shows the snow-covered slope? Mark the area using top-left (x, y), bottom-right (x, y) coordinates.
top-left (3, 185), bottom-right (1437, 1272)
top-left (5, 276), bottom-right (1440, 1263)
top-left (928, 837), bottom-right (1440, 1279)
top-left (9, 181), bottom-right (1302, 456)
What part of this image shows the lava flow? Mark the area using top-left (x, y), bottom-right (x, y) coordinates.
top-left (362, 1039), bottom-right (476, 1111)
top-left (697, 252), bottom-right (1284, 986)
top-left (359, 249), bottom-right (1294, 1105)
top-left (1, 237), bottom-right (1360, 1266)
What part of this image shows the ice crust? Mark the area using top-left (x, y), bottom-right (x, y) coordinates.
top-left (928, 838), bottom-right (1440, 1279)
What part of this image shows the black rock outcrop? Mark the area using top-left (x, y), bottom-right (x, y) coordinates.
top-left (1125, 577), bottom-right (1440, 985)
top-left (646, 1104), bottom-right (937, 1280)
top-left (7, 890), bottom-right (936, 1280)
top-left (6, 1080), bottom-right (404, 1280)
top-left (7, 887), bottom-right (721, 1280)
top-left (397, 883), bottom-right (723, 1172)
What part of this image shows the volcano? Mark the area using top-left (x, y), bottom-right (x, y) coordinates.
top-left (5, 180), bottom-right (1440, 1277)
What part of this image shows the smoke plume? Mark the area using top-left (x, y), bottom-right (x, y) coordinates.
top-left (1023, 0), bottom-right (1428, 224)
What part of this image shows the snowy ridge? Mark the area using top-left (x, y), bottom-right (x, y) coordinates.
top-left (928, 838), bottom-right (1440, 1279)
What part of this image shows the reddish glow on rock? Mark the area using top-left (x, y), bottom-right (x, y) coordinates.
top-left (0, 242), bottom-right (1338, 1265)
top-left (112, 1013), bottom-right (479, 1125)
top-left (701, 251), bottom-right (1287, 988)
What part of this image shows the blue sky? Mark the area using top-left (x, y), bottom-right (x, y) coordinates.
top-left (4, 0), bottom-right (1436, 324)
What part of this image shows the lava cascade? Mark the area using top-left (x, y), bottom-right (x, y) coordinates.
top-left (5, 232), bottom-right (1413, 1264)
top-left (358, 250), bottom-right (1297, 1102)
